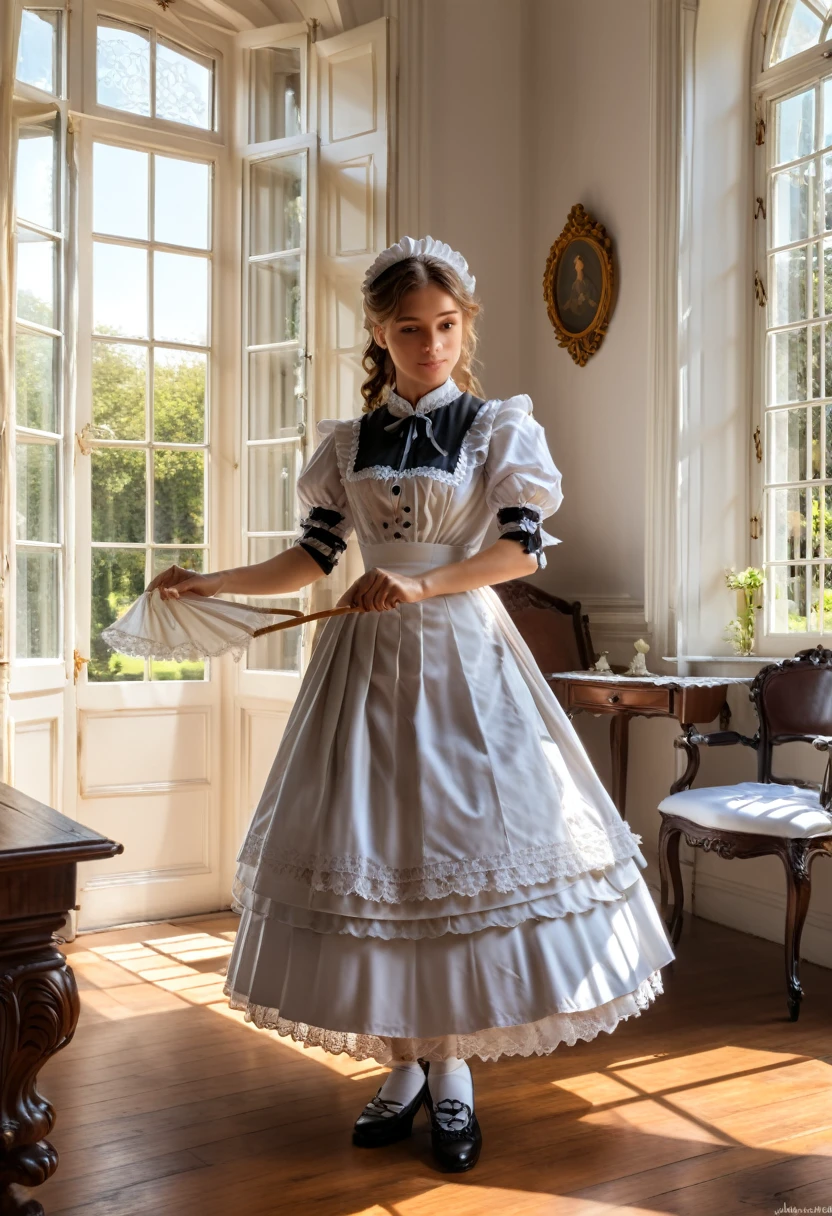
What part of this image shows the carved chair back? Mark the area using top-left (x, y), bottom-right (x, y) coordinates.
top-left (492, 579), bottom-right (595, 673)
top-left (751, 646), bottom-right (832, 790)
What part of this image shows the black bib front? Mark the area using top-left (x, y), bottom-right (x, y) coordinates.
top-left (352, 392), bottom-right (487, 477)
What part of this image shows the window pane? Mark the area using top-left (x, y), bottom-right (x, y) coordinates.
top-left (823, 153), bottom-right (832, 232)
top-left (249, 349), bottom-right (305, 439)
top-left (93, 143), bottom-right (148, 240)
top-left (152, 547), bottom-right (205, 577)
top-left (772, 245), bottom-right (811, 324)
top-left (16, 118), bottom-right (58, 231)
top-left (154, 450), bottom-right (204, 544)
top-left (16, 9), bottom-right (59, 94)
top-left (89, 547), bottom-right (147, 681)
top-left (823, 79), bottom-right (832, 150)
top-left (775, 86), bottom-right (816, 165)
top-left (154, 155), bottom-right (211, 249)
top-left (249, 47), bottom-right (301, 143)
top-left (772, 1), bottom-right (824, 65)
top-left (16, 442), bottom-right (58, 542)
top-left (248, 536), bottom-right (292, 565)
top-left (769, 563), bottom-right (808, 632)
top-left (769, 325), bottom-right (821, 403)
top-left (149, 549), bottom-right (205, 681)
top-left (769, 408), bottom-right (809, 485)
top-left (153, 253), bottom-right (208, 345)
top-left (92, 448), bottom-right (146, 543)
top-left (248, 443), bottom-right (299, 532)
top-left (16, 547), bottom-right (60, 658)
top-left (249, 256), bottom-right (301, 346)
top-left (15, 330), bottom-right (58, 432)
top-left (251, 154), bottom-right (305, 256)
top-left (243, 542), bottom-right (302, 675)
top-left (769, 486), bottom-right (815, 560)
top-left (245, 594), bottom-right (302, 673)
top-left (156, 39), bottom-right (213, 130)
top-left (96, 20), bottom-right (151, 117)
top-left (16, 230), bottom-right (55, 328)
top-left (92, 342), bottom-right (146, 440)
top-left (154, 349), bottom-right (206, 443)
top-left (773, 160), bottom-right (818, 246)
top-left (94, 242), bottom-right (147, 339)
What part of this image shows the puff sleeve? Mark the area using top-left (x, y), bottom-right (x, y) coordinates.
top-left (482, 394), bottom-right (563, 571)
top-left (291, 420), bottom-right (355, 575)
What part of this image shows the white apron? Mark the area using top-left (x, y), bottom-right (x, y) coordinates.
top-left (220, 380), bottom-right (675, 1062)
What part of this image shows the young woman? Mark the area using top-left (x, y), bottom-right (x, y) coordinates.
top-left (147, 236), bottom-right (675, 1174)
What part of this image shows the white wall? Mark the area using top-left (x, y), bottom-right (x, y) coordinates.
top-left (418, 0), bottom-right (528, 398)
top-left (410, 0), bottom-right (832, 974)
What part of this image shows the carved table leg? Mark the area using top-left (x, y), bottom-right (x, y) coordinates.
top-left (609, 713), bottom-right (630, 819)
top-left (0, 917), bottom-right (80, 1215)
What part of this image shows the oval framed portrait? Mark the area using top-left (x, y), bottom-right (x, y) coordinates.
top-left (543, 204), bottom-right (615, 366)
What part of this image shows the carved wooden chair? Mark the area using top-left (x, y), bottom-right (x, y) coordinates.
top-left (657, 646), bottom-right (832, 1020)
top-left (492, 579), bottom-right (595, 673)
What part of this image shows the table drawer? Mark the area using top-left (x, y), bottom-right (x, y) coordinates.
top-left (568, 683), bottom-right (672, 713)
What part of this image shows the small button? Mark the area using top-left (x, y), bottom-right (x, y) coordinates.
top-left (392, 485), bottom-right (401, 495)
top-left (382, 522), bottom-right (388, 529)
top-left (403, 505), bottom-right (411, 512)
top-left (403, 521), bottom-right (411, 528)
top-left (394, 531), bottom-right (402, 538)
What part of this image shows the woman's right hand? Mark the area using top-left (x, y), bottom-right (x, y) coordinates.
top-left (146, 565), bottom-right (226, 601)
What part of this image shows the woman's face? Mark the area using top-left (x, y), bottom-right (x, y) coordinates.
top-left (374, 282), bottom-right (464, 395)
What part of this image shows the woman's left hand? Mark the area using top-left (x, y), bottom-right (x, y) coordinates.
top-left (335, 567), bottom-right (427, 612)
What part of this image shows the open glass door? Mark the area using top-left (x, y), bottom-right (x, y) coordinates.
top-left (72, 4), bottom-right (231, 929)
top-left (229, 17), bottom-right (389, 853)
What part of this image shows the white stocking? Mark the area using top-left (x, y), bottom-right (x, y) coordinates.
top-left (427, 1057), bottom-right (474, 1126)
top-left (373, 1058), bottom-right (425, 1109)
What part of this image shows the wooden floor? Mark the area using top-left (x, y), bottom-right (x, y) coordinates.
top-left (24, 910), bottom-right (832, 1215)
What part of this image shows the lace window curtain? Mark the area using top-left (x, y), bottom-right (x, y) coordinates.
top-left (0, 1), bottom-right (24, 782)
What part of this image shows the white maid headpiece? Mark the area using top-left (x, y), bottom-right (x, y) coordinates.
top-left (362, 235), bottom-right (476, 295)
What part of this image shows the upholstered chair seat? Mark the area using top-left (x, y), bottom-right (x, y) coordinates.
top-left (658, 782), bottom-right (832, 839)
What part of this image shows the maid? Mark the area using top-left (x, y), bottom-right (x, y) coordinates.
top-left (147, 235), bottom-right (675, 1174)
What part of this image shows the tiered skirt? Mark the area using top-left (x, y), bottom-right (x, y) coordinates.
top-left (224, 543), bottom-right (675, 1063)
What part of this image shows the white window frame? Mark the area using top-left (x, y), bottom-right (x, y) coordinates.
top-left (74, 120), bottom-right (220, 684)
top-left (235, 24), bottom-right (320, 700)
top-left (79, 0), bottom-right (225, 144)
top-left (11, 0), bottom-right (71, 695)
top-left (752, 1), bottom-right (832, 652)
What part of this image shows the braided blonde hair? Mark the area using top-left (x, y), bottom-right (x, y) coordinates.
top-left (360, 257), bottom-right (483, 412)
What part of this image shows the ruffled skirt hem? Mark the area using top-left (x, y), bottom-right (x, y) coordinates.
top-left (222, 970), bottom-right (665, 1064)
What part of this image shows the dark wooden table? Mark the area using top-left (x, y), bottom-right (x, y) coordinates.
top-left (0, 782), bottom-right (122, 1215)
top-left (547, 672), bottom-right (752, 819)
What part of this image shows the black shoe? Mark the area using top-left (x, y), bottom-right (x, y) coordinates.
top-left (352, 1063), bottom-right (429, 1148)
top-left (424, 1094), bottom-right (482, 1172)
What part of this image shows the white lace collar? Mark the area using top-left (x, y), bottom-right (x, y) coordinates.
top-left (384, 376), bottom-right (460, 419)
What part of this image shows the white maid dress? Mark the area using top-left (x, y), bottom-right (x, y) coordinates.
top-left (220, 375), bottom-right (676, 1063)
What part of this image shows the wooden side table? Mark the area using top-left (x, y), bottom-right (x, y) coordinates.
top-left (547, 672), bottom-right (753, 818)
top-left (0, 782), bottom-right (122, 1215)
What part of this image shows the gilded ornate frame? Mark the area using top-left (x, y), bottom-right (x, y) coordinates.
top-left (542, 204), bottom-right (616, 367)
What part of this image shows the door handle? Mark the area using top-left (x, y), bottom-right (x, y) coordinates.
top-left (73, 650), bottom-right (89, 683)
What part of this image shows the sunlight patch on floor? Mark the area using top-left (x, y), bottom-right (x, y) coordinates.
top-left (389, 1185), bottom-right (654, 1216)
top-left (610, 1045), bottom-right (804, 1093)
top-left (553, 1071), bottom-right (642, 1106)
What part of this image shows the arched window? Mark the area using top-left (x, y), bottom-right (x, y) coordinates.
top-left (769, 1), bottom-right (832, 65)
top-left (752, 1), bottom-right (832, 642)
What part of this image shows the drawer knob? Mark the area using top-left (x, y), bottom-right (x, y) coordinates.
top-left (608, 693), bottom-right (620, 704)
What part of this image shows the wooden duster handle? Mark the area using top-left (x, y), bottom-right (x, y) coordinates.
top-left (250, 604), bottom-right (361, 638)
